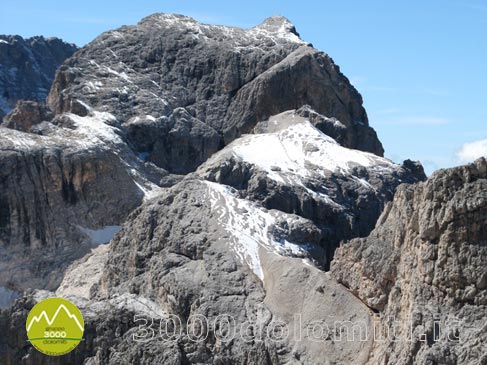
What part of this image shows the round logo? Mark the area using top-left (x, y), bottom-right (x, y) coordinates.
top-left (26, 297), bottom-right (84, 356)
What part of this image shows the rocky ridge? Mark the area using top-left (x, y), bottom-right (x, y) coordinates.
top-left (197, 108), bottom-right (424, 265)
top-left (1, 179), bottom-right (375, 364)
top-left (46, 13), bottom-right (385, 174)
top-left (0, 35), bottom-right (78, 120)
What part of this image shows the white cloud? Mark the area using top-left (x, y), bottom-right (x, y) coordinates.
top-left (456, 139), bottom-right (487, 163)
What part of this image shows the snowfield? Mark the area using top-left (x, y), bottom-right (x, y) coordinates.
top-left (232, 117), bottom-right (397, 184)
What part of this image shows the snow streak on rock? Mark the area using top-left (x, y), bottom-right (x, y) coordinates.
top-left (206, 181), bottom-right (313, 281)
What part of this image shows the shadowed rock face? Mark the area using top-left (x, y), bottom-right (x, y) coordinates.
top-left (0, 35), bottom-right (78, 120)
top-left (0, 107), bottom-right (175, 291)
top-left (0, 128), bottom-right (144, 291)
top-left (332, 158), bottom-right (487, 365)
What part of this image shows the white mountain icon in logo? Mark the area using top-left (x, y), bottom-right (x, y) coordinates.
top-left (27, 304), bottom-right (84, 332)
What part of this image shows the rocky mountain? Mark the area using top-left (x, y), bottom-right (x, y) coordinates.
top-left (0, 35), bottom-right (78, 121)
top-left (332, 157), bottom-right (487, 365)
top-left (46, 13), bottom-right (384, 173)
top-left (1, 12), bottom-right (483, 365)
top-left (0, 14), bottom-right (419, 295)
top-left (197, 108), bottom-right (424, 266)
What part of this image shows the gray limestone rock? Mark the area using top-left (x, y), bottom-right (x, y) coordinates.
top-left (4, 13), bottom-right (471, 365)
top-left (1, 179), bottom-right (375, 364)
top-left (331, 158), bottom-right (487, 365)
top-left (2, 100), bottom-right (53, 131)
top-left (46, 13), bottom-right (384, 176)
top-left (197, 109), bottom-right (425, 267)
top-left (0, 35), bottom-right (77, 120)
top-left (0, 14), bottom-right (401, 294)
top-left (0, 108), bottom-right (173, 291)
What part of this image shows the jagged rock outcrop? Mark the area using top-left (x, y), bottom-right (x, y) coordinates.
top-left (0, 109), bottom-right (172, 292)
top-left (122, 107), bottom-right (221, 174)
top-left (0, 35), bottom-right (77, 120)
top-left (2, 100), bottom-right (53, 131)
top-left (3, 158), bottom-right (484, 364)
top-left (332, 158), bottom-right (487, 364)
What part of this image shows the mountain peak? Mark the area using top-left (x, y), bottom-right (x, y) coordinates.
top-left (139, 12), bottom-right (197, 26)
top-left (255, 15), bottom-right (301, 36)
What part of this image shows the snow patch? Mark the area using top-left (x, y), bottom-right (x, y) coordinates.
top-left (0, 130), bottom-right (42, 149)
top-left (118, 71), bottom-right (130, 82)
top-left (354, 176), bottom-right (377, 191)
top-left (110, 31), bottom-right (124, 39)
top-left (147, 14), bottom-right (305, 51)
top-left (0, 108), bottom-right (123, 152)
top-left (231, 118), bottom-right (396, 185)
top-left (129, 168), bottom-right (163, 201)
top-left (67, 109), bottom-right (124, 149)
top-left (147, 91), bottom-right (169, 105)
top-left (88, 60), bottom-right (133, 83)
top-left (0, 39), bottom-right (9, 44)
top-left (206, 181), bottom-right (313, 282)
top-left (83, 80), bottom-right (103, 92)
top-left (80, 225), bottom-right (121, 245)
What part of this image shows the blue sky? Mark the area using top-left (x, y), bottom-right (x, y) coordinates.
top-left (1, 0), bottom-right (485, 174)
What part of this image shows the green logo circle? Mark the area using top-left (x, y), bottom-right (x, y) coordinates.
top-left (26, 297), bottom-right (84, 356)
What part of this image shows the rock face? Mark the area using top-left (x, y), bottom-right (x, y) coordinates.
top-left (1, 180), bottom-right (375, 364)
top-left (92, 179), bottom-right (373, 364)
top-left (0, 35), bottom-right (78, 120)
top-left (0, 109), bottom-right (172, 291)
top-left (332, 158), bottom-right (487, 365)
top-left (2, 100), bottom-right (54, 131)
top-left (0, 134), bottom-right (131, 291)
top-left (3, 158), bottom-right (484, 364)
top-left (47, 13), bottom-right (384, 175)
